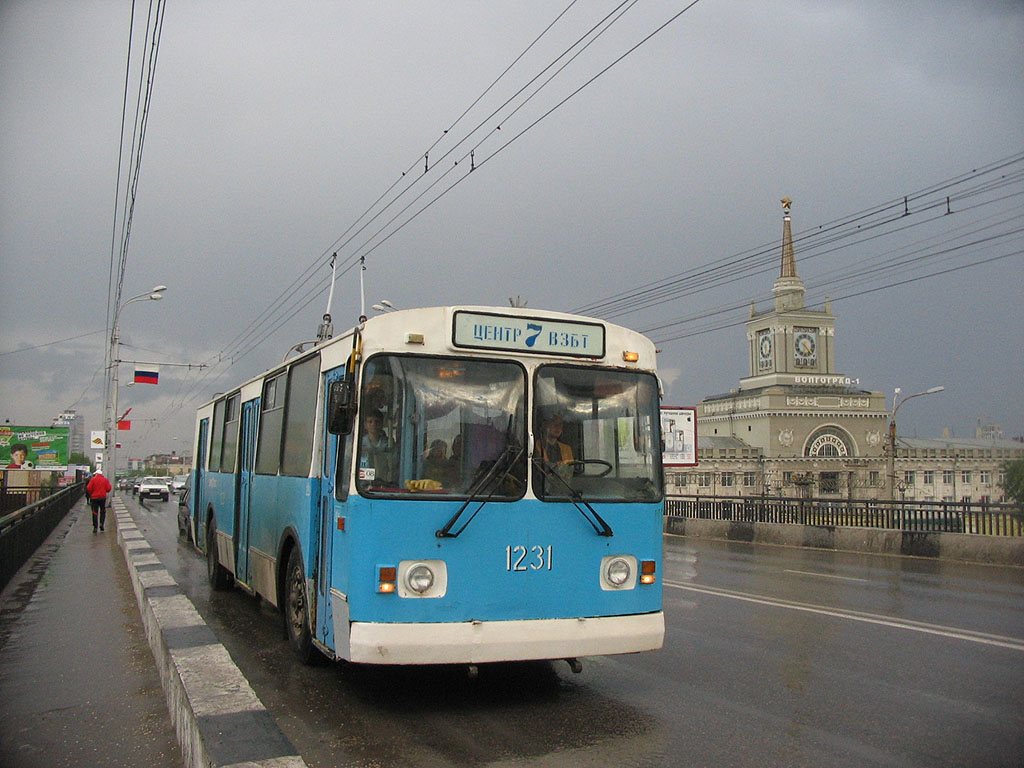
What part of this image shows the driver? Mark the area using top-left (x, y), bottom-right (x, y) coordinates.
top-left (536, 413), bottom-right (574, 467)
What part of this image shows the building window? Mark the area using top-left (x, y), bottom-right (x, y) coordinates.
top-left (980, 471), bottom-right (991, 485)
top-left (943, 470), bottom-right (954, 485)
top-left (783, 471), bottom-right (793, 485)
top-left (869, 471), bottom-right (881, 486)
top-left (806, 426), bottom-right (853, 458)
top-left (721, 473), bottom-right (735, 488)
top-left (744, 471), bottom-right (756, 487)
top-left (820, 472), bottom-right (840, 494)
top-left (903, 470), bottom-right (916, 485)
top-left (698, 473), bottom-right (712, 487)
top-left (923, 471), bottom-right (934, 485)
top-left (961, 471), bottom-right (971, 484)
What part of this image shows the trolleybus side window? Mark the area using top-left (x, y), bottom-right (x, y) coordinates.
top-left (256, 373), bottom-right (286, 474)
top-left (533, 366), bottom-right (662, 503)
top-left (256, 355), bottom-right (320, 476)
top-left (356, 354), bottom-right (526, 498)
top-left (209, 399), bottom-right (226, 472)
top-left (220, 393), bottom-right (241, 473)
top-left (281, 355), bottom-right (319, 476)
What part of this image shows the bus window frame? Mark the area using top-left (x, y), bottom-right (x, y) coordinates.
top-left (531, 363), bottom-right (664, 504)
top-left (354, 351), bottom-right (528, 501)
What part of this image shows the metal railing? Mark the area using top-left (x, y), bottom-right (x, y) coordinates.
top-left (665, 494), bottom-right (1024, 537)
top-left (0, 483), bottom-right (85, 591)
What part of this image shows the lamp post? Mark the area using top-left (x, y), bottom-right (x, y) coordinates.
top-left (887, 385), bottom-right (944, 501)
top-left (107, 285), bottom-right (166, 483)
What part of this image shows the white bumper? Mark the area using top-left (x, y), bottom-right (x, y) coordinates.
top-left (339, 611), bottom-right (665, 665)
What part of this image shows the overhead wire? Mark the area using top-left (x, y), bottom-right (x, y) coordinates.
top-left (575, 153), bottom-right (1024, 321)
top-left (154, 9), bottom-right (1015, 442)
top-left (212, 0), bottom-right (638, 372)
top-left (171, 0), bottom-right (662, 408)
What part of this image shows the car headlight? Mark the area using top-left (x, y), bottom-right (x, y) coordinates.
top-left (405, 564), bottom-right (435, 594)
top-left (605, 557), bottom-right (631, 586)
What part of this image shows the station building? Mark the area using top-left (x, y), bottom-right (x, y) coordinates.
top-left (666, 199), bottom-right (1022, 503)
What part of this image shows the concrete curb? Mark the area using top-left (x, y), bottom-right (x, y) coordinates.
top-left (112, 498), bottom-right (309, 768)
top-left (666, 515), bottom-right (1024, 566)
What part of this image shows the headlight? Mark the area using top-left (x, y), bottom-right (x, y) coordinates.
top-left (605, 557), bottom-right (631, 586)
top-left (405, 564), bottom-right (435, 594)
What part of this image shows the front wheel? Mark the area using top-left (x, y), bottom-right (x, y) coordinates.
top-left (206, 519), bottom-right (232, 590)
top-left (283, 547), bottom-right (318, 664)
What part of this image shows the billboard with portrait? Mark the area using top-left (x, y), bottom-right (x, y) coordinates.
top-left (0, 426), bottom-right (70, 468)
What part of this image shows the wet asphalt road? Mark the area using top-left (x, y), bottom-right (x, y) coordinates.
top-left (137, 495), bottom-right (1023, 767)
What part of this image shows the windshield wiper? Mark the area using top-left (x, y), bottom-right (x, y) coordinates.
top-left (435, 441), bottom-right (524, 539)
top-left (532, 457), bottom-right (614, 537)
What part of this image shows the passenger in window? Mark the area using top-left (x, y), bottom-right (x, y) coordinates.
top-left (422, 439), bottom-right (455, 487)
top-left (359, 409), bottom-right (395, 486)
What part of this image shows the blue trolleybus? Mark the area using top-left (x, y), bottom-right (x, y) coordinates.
top-left (190, 306), bottom-right (665, 668)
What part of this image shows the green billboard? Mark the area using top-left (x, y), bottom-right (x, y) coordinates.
top-left (0, 426), bottom-right (70, 468)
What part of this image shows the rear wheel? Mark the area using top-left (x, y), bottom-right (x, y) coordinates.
top-left (283, 547), bottom-right (318, 664)
top-left (206, 518), bottom-right (232, 590)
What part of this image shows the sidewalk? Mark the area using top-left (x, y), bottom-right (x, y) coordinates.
top-left (0, 498), bottom-right (182, 768)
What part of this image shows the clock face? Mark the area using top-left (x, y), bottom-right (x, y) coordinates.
top-left (795, 332), bottom-right (816, 357)
top-left (760, 334), bottom-right (772, 358)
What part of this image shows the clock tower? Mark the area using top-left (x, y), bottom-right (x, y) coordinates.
top-left (742, 198), bottom-right (838, 389)
top-left (697, 199), bottom-right (888, 483)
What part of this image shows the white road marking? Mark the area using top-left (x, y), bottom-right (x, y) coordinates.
top-left (782, 569), bottom-right (870, 583)
top-left (664, 580), bottom-right (1024, 652)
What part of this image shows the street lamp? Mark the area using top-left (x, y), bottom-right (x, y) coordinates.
top-left (887, 385), bottom-right (944, 501)
top-left (107, 285), bottom-right (167, 483)
top-left (371, 299), bottom-right (397, 313)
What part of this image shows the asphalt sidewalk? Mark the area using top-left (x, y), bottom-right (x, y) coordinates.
top-left (1, 495), bottom-right (309, 768)
top-left (0, 497), bottom-right (182, 768)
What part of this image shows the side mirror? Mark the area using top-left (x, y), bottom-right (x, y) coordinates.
top-left (327, 378), bottom-right (355, 435)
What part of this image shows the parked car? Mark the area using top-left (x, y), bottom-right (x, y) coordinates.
top-left (138, 476), bottom-right (170, 501)
top-left (176, 475), bottom-right (192, 542)
top-left (171, 474), bottom-right (188, 494)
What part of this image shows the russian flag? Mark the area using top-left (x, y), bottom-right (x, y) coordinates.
top-left (134, 366), bottom-right (159, 385)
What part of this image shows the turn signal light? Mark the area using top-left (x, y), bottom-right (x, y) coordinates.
top-left (640, 560), bottom-right (657, 585)
top-left (378, 566), bottom-right (397, 593)
top-left (622, 350), bottom-right (640, 362)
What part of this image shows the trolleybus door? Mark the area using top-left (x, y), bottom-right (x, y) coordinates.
top-left (316, 366), bottom-right (352, 650)
top-left (192, 418), bottom-right (208, 544)
top-left (234, 399), bottom-right (259, 587)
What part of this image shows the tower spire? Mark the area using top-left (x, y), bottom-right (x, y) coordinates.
top-left (780, 197), bottom-right (796, 278)
top-left (773, 197), bottom-right (805, 311)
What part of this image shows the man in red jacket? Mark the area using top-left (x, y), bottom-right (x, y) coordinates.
top-left (86, 470), bottom-right (113, 532)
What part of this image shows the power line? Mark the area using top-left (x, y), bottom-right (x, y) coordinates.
top-left (647, 249), bottom-right (1023, 345)
top-left (0, 330), bottom-right (105, 358)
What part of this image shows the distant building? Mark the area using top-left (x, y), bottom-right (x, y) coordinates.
top-left (52, 409), bottom-right (86, 456)
top-left (142, 452), bottom-right (191, 475)
top-left (667, 199), bottom-right (1023, 502)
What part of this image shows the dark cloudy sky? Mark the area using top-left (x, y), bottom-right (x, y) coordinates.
top-left (2, 0), bottom-right (1022, 459)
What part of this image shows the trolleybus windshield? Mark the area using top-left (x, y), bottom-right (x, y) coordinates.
top-left (356, 355), bottom-right (527, 498)
top-left (533, 365), bottom-right (662, 503)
